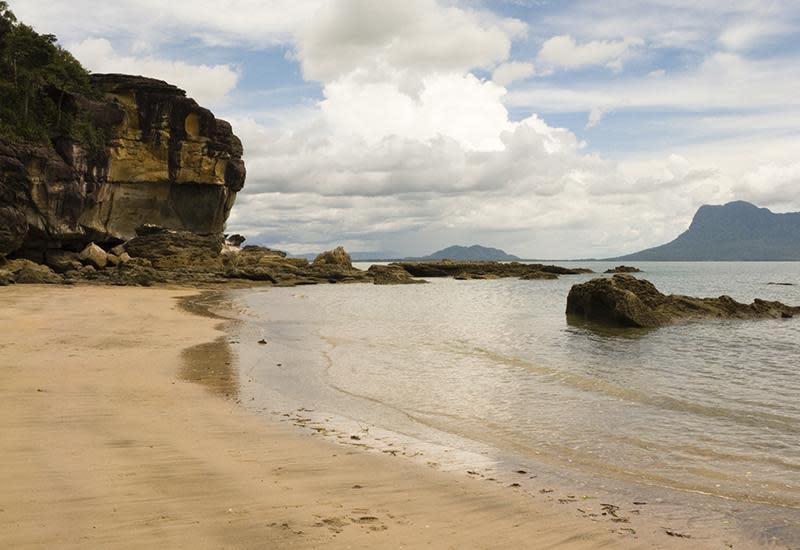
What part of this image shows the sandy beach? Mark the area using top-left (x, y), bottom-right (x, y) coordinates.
top-left (0, 285), bottom-right (720, 549)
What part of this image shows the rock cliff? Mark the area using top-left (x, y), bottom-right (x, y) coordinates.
top-left (0, 74), bottom-right (245, 259)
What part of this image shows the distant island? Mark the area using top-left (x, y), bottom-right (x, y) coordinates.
top-left (611, 201), bottom-right (800, 261)
top-left (410, 245), bottom-right (521, 261)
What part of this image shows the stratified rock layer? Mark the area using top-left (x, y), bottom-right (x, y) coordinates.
top-left (566, 274), bottom-right (800, 327)
top-left (0, 74), bottom-right (245, 258)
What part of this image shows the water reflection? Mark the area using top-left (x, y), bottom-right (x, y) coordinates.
top-left (181, 337), bottom-right (238, 399)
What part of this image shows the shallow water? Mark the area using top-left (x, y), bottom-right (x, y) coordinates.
top-left (227, 262), bottom-right (800, 545)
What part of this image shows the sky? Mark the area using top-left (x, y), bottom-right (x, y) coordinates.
top-left (14, 0), bottom-right (800, 258)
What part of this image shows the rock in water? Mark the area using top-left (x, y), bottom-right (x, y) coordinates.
top-left (566, 274), bottom-right (800, 327)
top-left (313, 246), bottom-right (353, 268)
top-left (520, 271), bottom-right (559, 280)
top-left (391, 261), bottom-right (592, 279)
top-left (605, 265), bottom-right (642, 273)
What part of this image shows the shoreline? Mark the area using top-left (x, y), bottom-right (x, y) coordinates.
top-left (0, 284), bottom-right (658, 549)
top-left (221, 284), bottom-right (799, 549)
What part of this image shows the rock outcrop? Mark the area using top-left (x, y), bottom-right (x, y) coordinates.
top-left (566, 274), bottom-right (800, 327)
top-left (0, 74), bottom-right (245, 260)
top-left (368, 265), bottom-right (426, 285)
top-left (313, 246), bottom-right (353, 268)
top-left (391, 260), bottom-right (592, 280)
top-left (605, 265), bottom-right (642, 274)
top-left (0, 229), bottom-right (418, 287)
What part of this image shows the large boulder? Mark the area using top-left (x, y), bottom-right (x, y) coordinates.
top-left (566, 274), bottom-right (800, 328)
top-left (78, 243), bottom-right (108, 269)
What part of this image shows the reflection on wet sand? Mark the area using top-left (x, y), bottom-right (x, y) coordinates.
top-left (178, 290), bottom-right (243, 399)
top-left (181, 337), bottom-right (238, 399)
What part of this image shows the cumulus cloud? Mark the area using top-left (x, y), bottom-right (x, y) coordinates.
top-left (70, 38), bottom-right (239, 105)
top-left (220, 0), bottom-right (799, 257)
top-left (296, 0), bottom-right (525, 82)
top-left (320, 71), bottom-right (513, 151)
top-left (537, 35), bottom-right (644, 72)
top-left (492, 62), bottom-right (535, 86)
top-left (229, 93), bottom-right (740, 257)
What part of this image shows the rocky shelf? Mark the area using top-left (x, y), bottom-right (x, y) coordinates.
top-left (389, 261), bottom-right (593, 280)
top-left (0, 228), bottom-right (599, 288)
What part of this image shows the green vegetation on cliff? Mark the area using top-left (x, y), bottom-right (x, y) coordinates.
top-left (0, 1), bottom-right (101, 144)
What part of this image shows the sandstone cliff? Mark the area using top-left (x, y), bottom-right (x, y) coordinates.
top-left (0, 74), bottom-right (245, 259)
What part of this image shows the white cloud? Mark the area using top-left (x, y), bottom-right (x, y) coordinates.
top-left (492, 62), bottom-right (535, 86)
top-left (718, 20), bottom-right (789, 52)
top-left (228, 98), bottom-right (746, 257)
top-left (296, 0), bottom-right (525, 82)
top-left (586, 106), bottom-right (608, 128)
top-left (320, 71), bottom-right (513, 151)
top-left (15, 0), bottom-right (327, 48)
top-left (734, 162), bottom-right (800, 212)
top-left (507, 53), bottom-right (800, 124)
top-left (537, 35), bottom-right (644, 72)
top-left (69, 38), bottom-right (239, 105)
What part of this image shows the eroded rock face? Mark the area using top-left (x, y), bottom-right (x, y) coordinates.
top-left (123, 225), bottom-right (225, 269)
top-left (0, 74), bottom-right (245, 259)
top-left (566, 274), bottom-right (800, 327)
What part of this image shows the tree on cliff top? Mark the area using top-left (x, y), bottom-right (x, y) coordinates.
top-left (0, 1), bottom-right (99, 142)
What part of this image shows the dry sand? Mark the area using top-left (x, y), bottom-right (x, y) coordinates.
top-left (0, 285), bottom-right (681, 549)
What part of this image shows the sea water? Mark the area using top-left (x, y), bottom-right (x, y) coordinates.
top-left (221, 262), bottom-right (800, 545)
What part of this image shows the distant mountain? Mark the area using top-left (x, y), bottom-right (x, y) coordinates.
top-left (612, 201), bottom-right (800, 261)
top-left (414, 245), bottom-right (521, 261)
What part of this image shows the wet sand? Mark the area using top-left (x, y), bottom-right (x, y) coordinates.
top-left (0, 285), bottom-right (707, 548)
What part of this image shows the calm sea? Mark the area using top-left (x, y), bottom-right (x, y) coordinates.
top-left (221, 262), bottom-right (800, 545)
